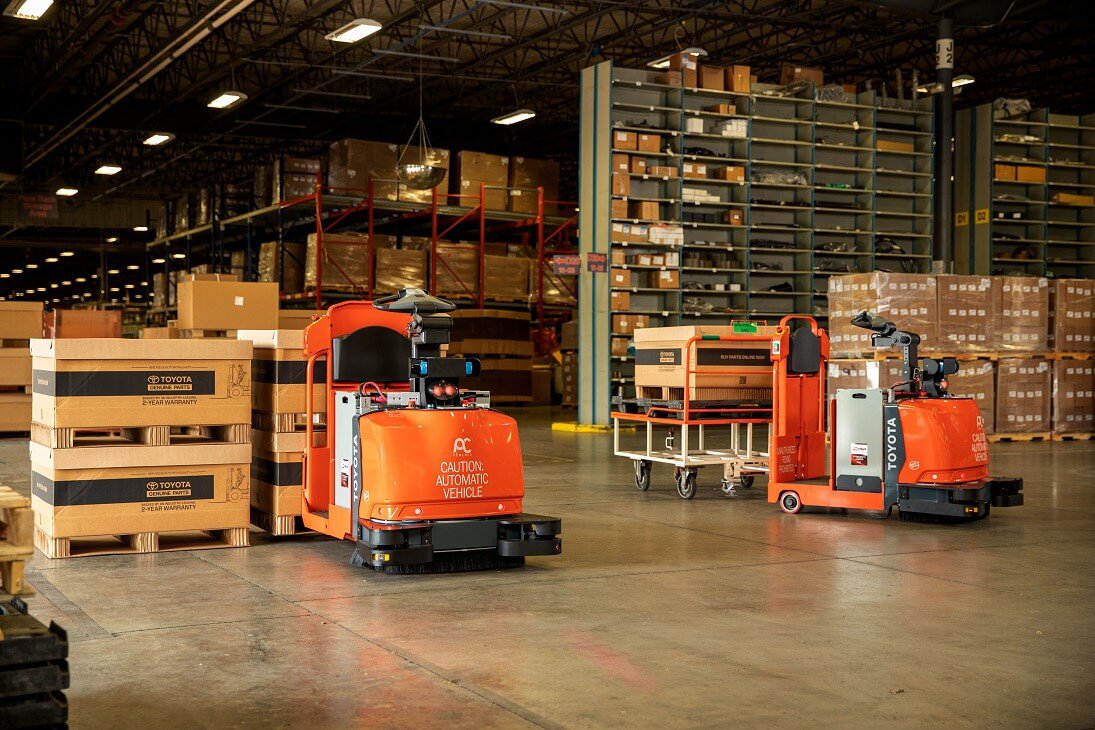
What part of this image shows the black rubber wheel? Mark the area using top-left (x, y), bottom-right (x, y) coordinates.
top-left (740, 475), bottom-right (755, 489)
top-left (676, 469), bottom-right (698, 500)
top-left (634, 460), bottom-right (651, 491)
top-left (779, 490), bottom-right (802, 514)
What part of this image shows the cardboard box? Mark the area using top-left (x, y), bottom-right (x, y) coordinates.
top-left (655, 71), bottom-right (682, 86)
top-left (1051, 279), bottom-right (1094, 352)
top-left (31, 338), bottom-right (252, 429)
top-left (375, 247), bottom-right (427, 295)
top-left (0, 392), bottom-right (30, 432)
top-left (397, 146), bottom-right (451, 204)
top-left (998, 276), bottom-right (1048, 351)
top-left (251, 448), bottom-right (303, 517)
top-left (453, 151), bottom-right (509, 210)
top-left (610, 291), bottom-right (631, 310)
top-left (612, 315), bottom-right (649, 335)
top-left (611, 199), bottom-right (629, 219)
top-left (669, 52), bottom-right (698, 87)
top-left (531, 366), bottom-right (552, 406)
top-left (508, 156), bottom-right (560, 215)
top-left (237, 329), bottom-right (326, 415)
top-left (948, 359), bottom-right (996, 434)
top-left (934, 275), bottom-right (999, 352)
top-left (1052, 359), bottom-right (1094, 433)
top-left (724, 208), bottom-right (744, 226)
top-left (612, 153), bottom-right (630, 173)
top-left (1050, 192), bottom-right (1094, 206)
top-left (610, 337), bottom-right (630, 357)
top-left (682, 161), bottom-right (707, 179)
top-left (612, 173), bottom-right (631, 197)
top-left (448, 310), bottom-right (532, 358)
top-left (827, 360), bottom-right (904, 394)
top-left (560, 350), bottom-right (578, 405)
top-left (637, 133), bottom-right (661, 153)
top-left (629, 157), bottom-right (648, 174)
top-left (704, 103), bottom-right (737, 115)
top-left (649, 165), bottom-right (677, 177)
top-left (610, 268), bottom-right (633, 288)
top-left (994, 164), bottom-right (1016, 181)
top-left (0, 347), bottom-right (31, 386)
top-left (613, 130), bottom-right (637, 151)
top-left (277, 172), bottom-right (316, 202)
top-left (277, 310), bottom-right (323, 330)
top-left (634, 325), bottom-right (777, 401)
top-left (560, 320), bottom-right (578, 351)
top-left (714, 166), bottom-right (746, 182)
top-left (726, 65), bottom-right (751, 93)
top-left (995, 358), bottom-right (1050, 433)
top-left (827, 273), bottom-right (937, 357)
top-left (877, 139), bottom-right (914, 153)
top-left (628, 200), bottom-right (660, 221)
top-left (257, 241), bottom-right (304, 293)
top-left (1014, 165), bottom-right (1046, 183)
top-left (653, 269), bottom-right (679, 289)
top-left (177, 280), bottom-right (278, 331)
top-left (0, 302), bottom-right (43, 339)
top-left (327, 139), bottom-right (399, 200)
top-left (44, 309), bottom-right (121, 339)
top-left (139, 327), bottom-right (180, 340)
top-left (699, 65), bottom-right (724, 91)
top-left (305, 232), bottom-right (370, 292)
top-left (31, 452), bottom-right (250, 539)
top-left (780, 64), bottom-right (823, 86)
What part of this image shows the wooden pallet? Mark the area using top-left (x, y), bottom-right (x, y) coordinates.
top-left (1051, 432), bottom-right (1093, 441)
top-left (0, 339), bottom-right (30, 348)
top-left (250, 507), bottom-right (312, 537)
top-left (0, 385), bottom-right (31, 394)
top-left (34, 525), bottom-right (250, 559)
top-left (31, 422), bottom-right (250, 449)
top-left (1049, 351), bottom-right (1093, 360)
top-left (833, 350), bottom-right (1056, 362)
top-left (252, 410), bottom-right (329, 434)
top-left (987, 432), bottom-right (1051, 443)
top-left (0, 486), bottom-right (34, 597)
top-left (176, 328), bottom-right (238, 339)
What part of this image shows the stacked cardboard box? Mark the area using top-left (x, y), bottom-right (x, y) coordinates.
top-left (43, 309), bottom-right (121, 338)
top-left (278, 309), bottom-right (324, 330)
top-left (238, 330), bottom-right (325, 535)
top-left (374, 238), bottom-right (427, 294)
top-left (30, 338), bottom-right (253, 557)
top-left (827, 273), bottom-right (937, 357)
top-left (448, 310), bottom-right (533, 404)
top-left (304, 232), bottom-right (371, 293)
top-left (1052, 359), bottom-right (1094, 434)
top-left (508, 156), bottom-right (560, 215)
top-left (453, 151), bottom-right (509, 210)
top-left (327, 139), bottom-right (399, 199)
top-left (0, 302), bottom-right (41, 434)
top-left (995, 358), bottom-right (1050, 434)
top-left (826, 360), bottom-right (904, 394)
top-left (434, 243), bottom-right (531, 302)
top-left (259, 241), bottom-right (305, 293)
top-left (933, 275), bottom-right (998, 352)
top-left (1050, 278), bottom-right (1094, 352)
top-left (176, 276), bottom-right (278, 335)
top-left (948, 359), bottom-right (996, 434)
top-left (998, 276), bottom-right (1048, 351)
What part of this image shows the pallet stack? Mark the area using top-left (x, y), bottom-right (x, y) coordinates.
top-left (448, 310), bottom-right (533, 405)
top-left (0, 302), bottom-right (41, 435)
top-left (0, 596), bottom-right (69, 728)
top-left (30, 338), bottom-right (253, 558)
top-left (0, 486), bottom-right (33, 601)
top-left (1050, 278), bottom-right (1094, 439)
top-left (238, 329), bottom-right (325, 535)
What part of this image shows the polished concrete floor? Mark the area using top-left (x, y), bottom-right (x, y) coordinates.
top-left (2, 408), bottom-right (1092, 728)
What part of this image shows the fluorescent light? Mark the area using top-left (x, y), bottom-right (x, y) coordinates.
top-left (4, 0), bottom-right (53, 20)
top-left (952, 74), bottom-right (976, 88)
top-left (49, 283), bottom-right (58, 289)
top-left (60, 251), bottom-right (74, 257)
top-left (208, 91), bottom-right (247, 109)
top-left (106, 236), bottom-right (119, 242)
top-left (133, 226), bottom-right (149, 232)
top-left (143, 133), bottom-right (175, 146)
top-left (95, 164), bottom-right (122, 175)
top-left (152, 257), bottom-right (166, 264)
top-left (491, 108), bottom-right (536, 126)
top-left (916, 75), bottom-right (975, 94)
top-left (55, 187), bottom-right (78, 197)
top-left (107, 268), bottom-right (120, 274)
top-left (0, 274), bottom-right (8, 279)
top-left (647, 47), bottom-right (707, 69)
top-left (325, 18), bottom-right (382, 43)
top-left (12, 269), bottom-right (22, 274)
top-left (36, 287), bottom-right (45, 292)
top-left (124, 284), bottom-right (134, 289)
top-left (25, 264), bottom-right (36, 269)
top-left (76, 277), bottom-right (86, 282)
top-left (171, 253), bottom-right (187, 259)
top-left (45, 257), bottom-right (58, 263)
top-left (62, 280), bottom-right (71, 285)
top-left (126, 264), bottom-right (140, 270)
top-left (109, 287), bottom-right (119, 292)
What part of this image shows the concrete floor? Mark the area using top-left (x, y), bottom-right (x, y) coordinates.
top-left (2, 407), bottom-right (1093, 728)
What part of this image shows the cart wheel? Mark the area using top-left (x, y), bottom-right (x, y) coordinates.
top-left (740, 475), bottom-right (755, 489)
top-left (634, 461), bottom-right (651, 491)
top-left (720, 480), bottom-right (738, 498)
top-left (779, 490), bottom-right (802, 514)
top-left (676, 469), bottom-right (698, 500)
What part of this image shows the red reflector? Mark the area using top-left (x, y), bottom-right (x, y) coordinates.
top-left (444, 384), bottom-right (456, 396)
top-left (431, 384), bottom-right (444, 397)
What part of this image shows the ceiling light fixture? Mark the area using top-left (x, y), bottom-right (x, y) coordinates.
top-left (0, 274), bottom-right (8, 279)
top-left (25, 264), bottom-right (36, 269)
top-left (491, 108), bottom-right (536, 126)
top-left (647, 47), bottom-right (707, 70)
top-left (55, 187), bottom-right (78, 197)
top-left (143, 133), bottom-right (175, 146)
top-left (60, 251), bottom-right (74, 257)
top-left (107, 268), bottom-right (120, 274)
top-left (76, 277), bottom-right (86, 282)
top-left (152, 257), bottom-right (166, 264)
top-left (45, 257), bottom-right (58, 263)
top-left (106, 236), bottom-right (119, 243)
top-left (208, 91), bottom-right (247, 109)
top-left (325, 18), bottom-right (382, 43)
top-left (12, 269), bottom-right (22, 274)
top-left (3, 0), bottom-right (53, 20)
top-left (95, 164), bottom-right (122, 175)
top-left (916, 74), bottom-right (975, 94)
top-left (133, 226), bottom-right (149, 232)
top-left (126, 264), bottom-right (140, 270)
top-left (171, 253), bottom-right (186, 259)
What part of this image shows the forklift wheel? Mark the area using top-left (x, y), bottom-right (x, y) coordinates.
top-left (779, 491), bottom-right (802, 514)
top-left (676, 469), bottom-right (698, 500)
top-left (634, 460), bottom-right (651, 491)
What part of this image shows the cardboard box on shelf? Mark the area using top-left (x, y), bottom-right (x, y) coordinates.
top-left (612, 172), bottom-right (630, 197)
top-left (258, 241), bottom-right (305, 293)
top-left (827, 273), bottom-right (937, 357)
top-left (713, 166), bottom-right (746, 182)
top-left (1014, 165), bottom-right (1046, 183)
top-left (668, 52), bottom-right (698, 87)
top-left (1051, 278), bottom-right (1094, 352)
top-left (649, 165), bottom-right (677, 177)
top-left (376, 248), bottom-right (427, 294)
top-left (304, 232), bottom-right (370, 292)
top-left (237, 329), bottom-right (326, 415)
top-left (998, 276), bottom-right (1048, 351)
top-left (0, 301), bottom-right (44, 339)
top-left (610, 291), bottom-right (631, 310)
top-left (30, 338), bottom-right (253, 429)
top-left (995, 358), bottom-right (1050, 433)
top-left (452, 151), bottom-right (510, 210)
top-left (276, 172), bottom-right (316, 202)
top-left (397, 146), bottom-right (451, 204)
top-left (994, 164), bottom-right (1016, 181)
top-left (0, 391), bottom-right (31, 432)
top-left (704, 103), bottom-right (737, 115)
top-left (655, 71), bottom-right (682, 86)
top-left (877, 139), bottom-right (915, 153)
top-left (699, 65), bottom-right (724, 91)
top-left (560, 320), bottom-right (578, 351)
top-left (612, 153), bottom-right (630, 173)
top-left (780, 63), bottom-right (824, 86)
top-left (682, 161), bottom-right (707, 179)
top-left (613, 130), bottom-right (638, 151)
top-left (653, 269), bottom-right (680, 289)
top-left (612, 314), bottom-right (649, 335)
top-left (724, 208), bottom-right (744, 225)
top-left (628, 200), bottom-right (661, 221)
top-left (629, 157), bottom-right (648, 174)
top-left (610, 268), bottom-right (633, 288)
top-left (177, 279), bottom-right (278, 331)
top-left (636, 133), bottom-right (661, 153)
top-left (1052, 359), bottom-right (1094, 433)
top-left (251, 448), bottom-right (303, 518)
top-left (277, 310), bottom-right (324, 330)
top-left (934, 275), bottom-right (999, 352)
top-left (327, 138), bottom-right (399, 200)
top-left (634, 324), bottom-right (777, 401)
top-left (508, 156), bottom-right (560, 215)
top-left (139, 327), bottom-right (179, 340)
top-left (0, 347), bottom-right (31, 386)
top-left (947, 359), bottom-right (996, 434)
top-left (611, 199), bottom-right (629, 219)
top-left (1050, 192), bottom-right (1094, 206)
top-left (610, 337), bottom-right (630, 357)
top-left (726, 65), bottom-right (751, 93)
top-left (43, 309), bottom-right (121, 339)
top-left (826, 359), bottom-right (904, 394)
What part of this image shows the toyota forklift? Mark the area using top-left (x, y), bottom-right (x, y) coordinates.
top-left (298, 289), bottom-right (562, 573)
top-left (767, 312), bottom-right (1023, 521)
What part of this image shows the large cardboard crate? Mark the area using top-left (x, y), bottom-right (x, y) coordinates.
top-left (375, 247), bottom-right (427, 295)
top-left (997, 276), bottom-right (1049, 352)
top-left (259, 241), bottom-right (305, 293)
top-left (453, 151), bottom-right (509, 210)
top-left (434, 245), bottom-right (531, 302)
top-left (237, 330), bottom-right (326, 415)
top-left (508, 156), bottom-right (560, 215)
top-left (44, 309), bottom-right (122, 338)
top-left (827, 273), bottom-right (936, 357)
top-left (277, 309), bottom-right (323, 330)
top-left (0, 347), bottom-right (31, 386)
top-left (177, 279), bottom-right (278, 331)
top-left (1052, 359), bottom-right (1094, 434)
top-left (31, 338), bottom-right (252, 429)
top-left (0, 301), bottom-right (43, 339)
top-left (995, 358), bottom-right (1050, 434)
top-left (448, 310), bottom-right (532, 357)
top-left (948, 359), bottom-right (996, 435)
top-left (31, 443), bottom-right (250, 540)
top-left (251, 447), bottom-right (303, 518)
top-left (459, 358), bottom-right (532, 402)
top-left (1051, 278), bottom-right (1094, 352)
top-left (0, 392), bottom-right (31, 432)
top-left (634, 324), bottom-right (777, 401)
top-left (934, 275), bottom-right (999, 353)
top-left (327, 139), bottom-right (398, 199)
top-left (305, 233), bottom-right (371, 292)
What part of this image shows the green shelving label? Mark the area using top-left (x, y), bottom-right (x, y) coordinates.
top-left (732, 322), bottom-right (758, 333)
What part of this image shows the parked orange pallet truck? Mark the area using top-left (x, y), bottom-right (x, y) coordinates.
top-left (767, 312), bottom-right (1023, 521)
top-left (298, 289), bottom-right (562, 572)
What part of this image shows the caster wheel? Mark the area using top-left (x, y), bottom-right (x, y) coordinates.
top-left (779, 491), bottom-right (802, 514)
top-left (676, 469), bottom-right (697, 500)
top-left (740, 475), bottom-right (755, 489)
top-left (720, 480), bottom-right (738, 498)
top-left (634, 460), bottom-right (651, 491)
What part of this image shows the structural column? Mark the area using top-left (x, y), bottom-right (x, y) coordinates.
top-left (932, 15), bottom-right (955, 273)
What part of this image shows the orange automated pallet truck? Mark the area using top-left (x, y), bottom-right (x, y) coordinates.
top-left (767, 312), bottom-right (1023, 521)
top-left (299, 289), bottom-right (561, 572)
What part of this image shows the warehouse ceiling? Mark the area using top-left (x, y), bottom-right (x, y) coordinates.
top-left (0, 0), bottom-right (1091, 255)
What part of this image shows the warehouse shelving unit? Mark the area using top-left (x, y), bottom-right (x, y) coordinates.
top-left (578, 60), bottom-right (932, 423)
top-left (955, 104), bottom-right (1095, 278)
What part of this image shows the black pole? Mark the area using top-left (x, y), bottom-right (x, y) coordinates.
top-left (932, 15), bottom-right (955, 273)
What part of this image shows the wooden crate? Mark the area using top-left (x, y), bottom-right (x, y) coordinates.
top-left (1, 486), bottom-right (35, 596)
